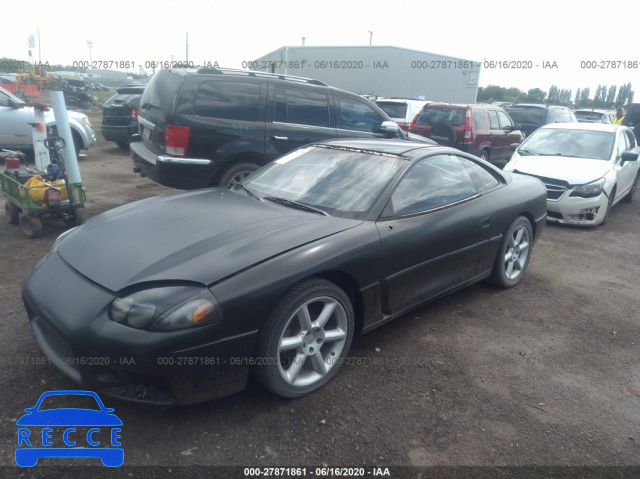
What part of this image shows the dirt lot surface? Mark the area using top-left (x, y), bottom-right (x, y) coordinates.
top-left (0, 103), bottom-right (639, 477)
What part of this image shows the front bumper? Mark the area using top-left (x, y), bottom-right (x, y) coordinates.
top-left (130, 141), bottom-right (214, 190)
top-left (22, 251), bottom-right (256, 405)
top-left (546, 192), bottom-right (609, 226)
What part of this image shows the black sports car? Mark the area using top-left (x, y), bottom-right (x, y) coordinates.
top-left (22, 139), bottom-right (547, 405)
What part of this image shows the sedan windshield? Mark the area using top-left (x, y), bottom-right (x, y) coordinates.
top-left (237, 146), bottom-right (407, 219)
top-left (518, 128), bottom-right (614, 160)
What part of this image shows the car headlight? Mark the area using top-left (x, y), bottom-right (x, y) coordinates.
top-left (109, 286), bottom-right (222, 331)
top-left (570, 178), bottom-right (606, 198)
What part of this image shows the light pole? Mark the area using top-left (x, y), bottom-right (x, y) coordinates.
top-left (87, 40), bottom-right (93, 64)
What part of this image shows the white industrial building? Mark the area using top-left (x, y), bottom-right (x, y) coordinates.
top-left (252, 46), bottom-right (481, 103)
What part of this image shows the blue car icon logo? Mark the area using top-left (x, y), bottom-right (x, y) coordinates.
top-left (16, 390), bottom-right (123, 467)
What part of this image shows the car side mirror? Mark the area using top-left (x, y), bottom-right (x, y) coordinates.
top-left (513, 123), bottom-right (521, 130)
top-left (621, 151), bottom-right (639, 163)
top-left (374, 120), bottom-right (399, 138)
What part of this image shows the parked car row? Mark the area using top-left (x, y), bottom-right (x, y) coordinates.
top-left (129, 68), bottom-right (433, 189)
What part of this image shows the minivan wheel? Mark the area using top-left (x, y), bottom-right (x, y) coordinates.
top-left (217, 162), bottom-right (261, 188)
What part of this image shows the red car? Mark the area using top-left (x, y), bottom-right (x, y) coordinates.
top-left (409, 103), bottom-right (524, 165)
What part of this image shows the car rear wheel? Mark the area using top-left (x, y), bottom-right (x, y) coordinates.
top-left (489, 216), bottom-right (532, 288)
top-left (427, 122), bottom-right (457, 147)
top-left (480, 149), bottom-right (490, 162)
top-left (622, 172), bottom-right (638, 203)
top-left (116, 141), bottom-right (129, 150)
top-left (254, 278), bottom-right (354, 398)
top-left (20, 214), bottom-right (43, 239)
top-left (217, 162), bottom-right (260, 188)
top-left (5, 201), bottom-right (20, 225)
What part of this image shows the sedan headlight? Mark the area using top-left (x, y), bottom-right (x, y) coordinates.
top-left (109, 286), bottom-right (222, 331)
top-left (570, 178), bottom-right (606, 198)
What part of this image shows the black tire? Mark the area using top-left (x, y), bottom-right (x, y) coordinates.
top-left (622, 172), bottom-right (638, 203)
top-left (254, 278), bottom-right (355, 398)
top-left (427, 122), bottom-right (457, 147)
top-left (479, 149), bottom-right (490, 162)
top-left (63, 208), bottom-right (86, 227)
top-left (216, 162), bottom-right (260, 188)
top-left (5, 201), bottom-right (20, 225)
top-left (19, 214), bottom-right (43, 239)
top-left (600, 187), bottom-right (616, 225)
top-left (489, 216), bottom-right (533, 288)
top-left (116, 141), bottom-right (129, 150)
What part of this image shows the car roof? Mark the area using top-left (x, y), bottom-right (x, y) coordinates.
top-left (538, 123), bottom-right (624, 133)
top-left (314, 139), bottom-right (442, 156)
top-left (506, 103), bottom-right (564, 109)
top-left (574, 109), bottom-right (615, 114)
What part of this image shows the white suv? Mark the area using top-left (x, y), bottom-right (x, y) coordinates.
top-left (0, 86), bottom-right (96, 157)
top-left (375, 98), bottom-right (431, 131)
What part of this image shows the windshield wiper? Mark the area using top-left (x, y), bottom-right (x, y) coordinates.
top-left (263, 197), bottom-right (330, 216)
top-left (518, 149), bottom-right (534, 156)
top-left (239, 183), bottom-right (263, 201)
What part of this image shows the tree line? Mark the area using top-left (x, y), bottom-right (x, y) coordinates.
top-left (478, 83), bottom-right (635, 109)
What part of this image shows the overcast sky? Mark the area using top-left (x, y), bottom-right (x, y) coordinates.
top-left (5, 0), bottom-right (638, 99)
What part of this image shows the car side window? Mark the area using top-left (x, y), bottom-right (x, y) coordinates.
top-left (496, 111), bottom-right (513, 130)
top-left (473, 110), bottom-right (485, 129)
top-left (275, 87), bottom-right (330, 127)
top-left (459, 156), bottom-right (501, 192)
top-left (548, 108), bottom-right (563, 123)
top-left (624, 130), bottom-right (637, 149)
top-left (382, 155), bottom-right (477, 217)
top-left (487, 110), bottom-right (499, 130)
top-left (338, 96), bottom-right (385, 132)
top-left (194, 81), bottom-right (261, 121)
top-left (0, 90), bottom-right (12, 107)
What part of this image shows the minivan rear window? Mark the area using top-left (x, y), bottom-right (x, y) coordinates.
top-left (504, 106), bottom-right (546, 124)
top-left (195, 81), bottom-right (261, 121)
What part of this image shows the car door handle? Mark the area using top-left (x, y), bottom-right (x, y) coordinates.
top-left (478, 215), bottom-right (491, 229)
top-left (270, 135), bottom-right (288, 141)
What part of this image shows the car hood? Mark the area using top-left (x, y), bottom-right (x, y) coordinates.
top-left (56, 189), bottom-right (361, 292)
top-left (43, 108), bottom-right (86, 123)
top-left (508, 155), bottom-right (612, 184)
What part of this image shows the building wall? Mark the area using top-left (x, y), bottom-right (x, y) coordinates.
top-left (252, 46), bottom-right (481, 103)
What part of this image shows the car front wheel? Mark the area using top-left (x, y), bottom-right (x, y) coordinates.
top-left (489, 216), bottom-right (532, 288)
top-left (217, 162), bottom-right (260, 188)
top-left (254, 279), bottom-right (354, 398)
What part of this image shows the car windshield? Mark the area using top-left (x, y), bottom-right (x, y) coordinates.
top-left (238, 146), bottom-right (407, 219)
top-left (36, 394), bottom-right (102, 411)
top-left (376, 102), bottom-right (408, 119)
top-left (504, 106), bottom-right (546, 124)
top-left (415, 106), bottom-right (465, 126)
top-left (518, 128), bottom-right (614, 160)
top-left (574, 111), bottom-right (606, 122)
